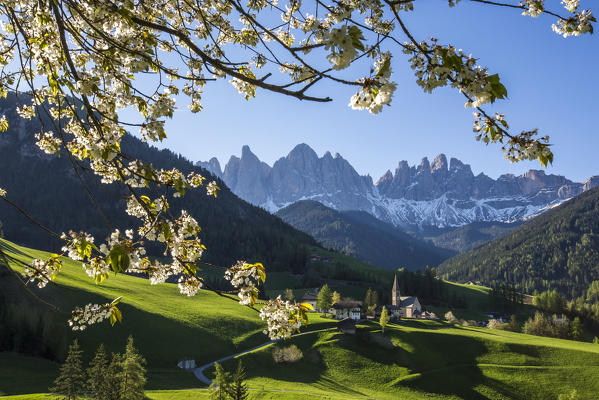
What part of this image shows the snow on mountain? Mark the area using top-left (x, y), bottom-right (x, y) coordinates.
top-left (196, 144), bottom-right (599, 229)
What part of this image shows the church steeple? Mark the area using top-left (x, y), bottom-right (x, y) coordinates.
top-left (392, 275), bottom-right (401, 306)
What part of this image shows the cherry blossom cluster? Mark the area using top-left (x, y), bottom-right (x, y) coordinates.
top-left (259, 296), bottom-right (304, 340)
top-left (472, 112), bottom-right (552, 165)
top-left (225, 261), bottom-right (266, 306)
top-left (21, 255), bottom-right (63, 288)
top-left (404, 39), bottom-right (505, 109)
top-left (60, 231), bottom-right (96, 261)
top-left (552, 8), bottom-right (595, 37)
top-left (519, 0), bottom-right (595, 37)
top-left (68, 300), bottom-right (121, 331)
top-left (349, 53), bottom-right (397, 114)
top-left (521, 0), bottom-right (545, 17)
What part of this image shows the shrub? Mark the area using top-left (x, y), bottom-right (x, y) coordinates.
top-left (487, 319), bottom-right (506, 330)
top-left (444, 311), bottom-right (458, 324)
top-left (523, 312), bottom-right (571, 339)
top-left (272, 345), bottom-right (303, 363)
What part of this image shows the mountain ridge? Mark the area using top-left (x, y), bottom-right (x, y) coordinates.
top-left (197, 144), bottom-right (598, 229)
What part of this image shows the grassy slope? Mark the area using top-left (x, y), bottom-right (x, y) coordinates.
top-left (2, 239), bottom-right (597, 399)
top-left (210, 320), bottom-right (599, 400)
top-left (0, 239), bottom-right (333, 395)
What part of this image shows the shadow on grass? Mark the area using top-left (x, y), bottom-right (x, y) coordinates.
top-left (228, 320), bottom-right (574, 400)
top-left (1, 276), bottom-right (263, 394)
top-left (0, 239), bottom-right (34, 259)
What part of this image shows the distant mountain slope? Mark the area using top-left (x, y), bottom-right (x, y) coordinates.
top-left (198, 144), bottom-right (598, 229)
top-left (276, 200), bottom-right (454, 271)
top-left (439, 186), bottom-right (599, 298)
top-left (413, 221), bottom-right (522, 253)
top-left (0, 94), bottom-right (315, 273)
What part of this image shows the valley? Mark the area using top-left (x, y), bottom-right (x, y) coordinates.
top-left (2, 239), bottom-right (599, 400)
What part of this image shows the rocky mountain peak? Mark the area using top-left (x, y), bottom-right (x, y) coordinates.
top-left (522, 169), bottom-right (546, 180)
top-left (195, 157), bottom-right (223, 179)
top-left (378, 170), bottom-right (393, 183)
top-left (432, 154), bottom-right (448, 172)
top-left (288, 143), bottom-right (318, 160)
top-left (583, 176), bottom-right (599, 191)
top-left (449, 157), bottom-right (470, 172)
top-left (212, 143), bottom-right (595, 229)
top-left (417, 157), bottom-right (430, 173)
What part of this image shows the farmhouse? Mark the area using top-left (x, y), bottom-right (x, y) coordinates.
top-left (300, 289), bottom-right (319, 311)
top-left (332, 300), bottom-right (362, 320)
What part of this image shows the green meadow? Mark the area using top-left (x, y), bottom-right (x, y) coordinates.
top-left (209, 320), bottom-right (599, 400)
top-left (2, 238), bottom-right (599, 399)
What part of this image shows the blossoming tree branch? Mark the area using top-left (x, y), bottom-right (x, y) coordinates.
top-left (0, 0), bottom-right (593, 339)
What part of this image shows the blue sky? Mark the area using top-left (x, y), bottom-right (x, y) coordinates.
top-left (149, 1), bottom-right (598, 182)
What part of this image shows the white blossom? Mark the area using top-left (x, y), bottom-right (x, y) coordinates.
top-left (259, 296), bottom-right (304, 340)
top-left (225, 261), bottom-right (265, 305)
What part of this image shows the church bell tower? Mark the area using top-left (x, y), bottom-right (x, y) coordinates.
top-left (392, 275), bottom-right (401, 306)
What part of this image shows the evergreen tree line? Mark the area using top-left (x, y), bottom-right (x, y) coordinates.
top-left (50, 337), bottom-right (146, 400)
top-left (393, 268), bottom-right (467, 309)
top-left (489, 284), bottom-right (524, 313)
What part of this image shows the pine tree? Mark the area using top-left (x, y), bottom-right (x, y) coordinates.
top-left (380, 306), bottom-right (389, 334)
top-left (570, 317), bottom-right (584, 341)
top-left (210, 363), bottom-right (231, 400)
top-left (317, 284), bottom-right (333, 315)
top-left (87, 344), bottom-right (110, 400)
top-left (120, 336), bottom-right (146, 400)
top-left (227, 360), bottom-right (249, 400)
top-left (106, 353), bottom-right (124, 400)
top-left (50, 339), bottom-right (85, 400)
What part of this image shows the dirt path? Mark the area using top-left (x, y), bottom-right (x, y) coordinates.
top-left (192, 327), bottom-right (335, 385)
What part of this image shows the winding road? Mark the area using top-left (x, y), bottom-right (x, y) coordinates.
top-left (192, 327), bottom-right (336, 385)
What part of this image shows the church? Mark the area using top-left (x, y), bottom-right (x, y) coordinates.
top-left (386, 275), bottom-right (422, 319)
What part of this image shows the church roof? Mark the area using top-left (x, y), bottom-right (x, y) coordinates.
top-left (400, 296), bottom-right (418, 307)
top-left (392, 275), bottom-right (398, 294)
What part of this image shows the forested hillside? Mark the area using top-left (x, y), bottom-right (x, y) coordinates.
top-left (0, 94), bottom-right (315, 273)
top-left (414, 221), bottom-right (521, 253)
top-left (439, 186), bottom-right (599, 298)
top-left (276, 200), bottom-right (452, 270)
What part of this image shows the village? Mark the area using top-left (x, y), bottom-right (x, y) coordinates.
top-left (299, 275), bottom-right (440, 333)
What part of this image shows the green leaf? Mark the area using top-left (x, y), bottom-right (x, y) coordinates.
top-left (375, 58), bottom-right (391, 80)
top-left (487, 74), bottom-right (508, 103)
top-left (110, 306), bottom-right (122, 326)
top-left (348, 26), bottom-right (365, 52)
top-left (107, 245), bottom-right (130, 273)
